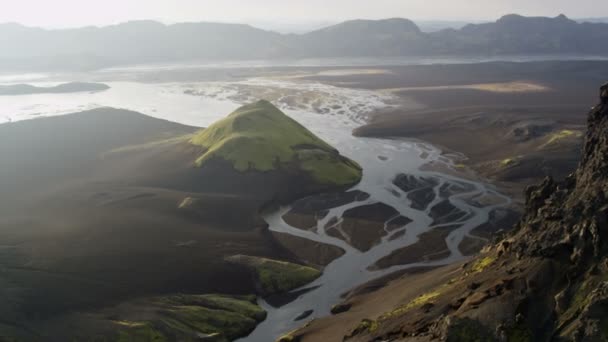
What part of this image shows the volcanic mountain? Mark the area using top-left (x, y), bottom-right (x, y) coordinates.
top-left (190, 100), bottom-right (361, 189)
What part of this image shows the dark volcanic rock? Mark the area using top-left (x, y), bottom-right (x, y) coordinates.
top-left (390, 215), bottom-right (414, 227)
top-left (373, 224), bottom-right (460, 269)
top-left (294, 310), bottom-right (314, 321)
top-left (407, 187), bottom-right (436, 211)
top-left (429, 200), bottom-right (469, 225)
top-left (335, 203), bottom-right (412, 251)
top-left (282, 190), bottom-right (370, 230)
top-left (471, 208), bottom-right (521, 239)
top-left (600, 82), bottom-right (608, 103)
top-left (393, 174), bottom-right (439, 193)
top-left (438, 181), bottom-right (476, 198)
top-left (393, 174), bottom-right (442, 210)
top-left (343, 203), bottom-right (400, 221)
top-left (331, 303), bottom-right (352, 315)
top-left (289, 191), bottom-right (371, 215)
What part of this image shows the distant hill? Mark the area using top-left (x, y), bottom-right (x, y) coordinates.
top-left (0, 82), bottom-right (109, 95)
top-left (1, 14), bottom-right (608, 71)
top-left (415, 20), bottom-right (486, 32)
top-left (428, 14), bottom-right (608, 55)
top-left (577, 17), bottom-right (608, 24)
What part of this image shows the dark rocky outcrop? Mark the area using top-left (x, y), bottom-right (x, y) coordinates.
top-left (331, 303), bottom-right (353, 315)
top-left (343, 83), bottom-right (608, 341)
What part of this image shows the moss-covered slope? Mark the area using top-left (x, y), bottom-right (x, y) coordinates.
top-left (226, 255), bottom-right (321, 295)
top-left (40, 294), bottom-right (266, 342)
top-left (190, 100), bottom-right (362, 187)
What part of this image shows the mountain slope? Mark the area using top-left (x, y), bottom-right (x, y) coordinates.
top-left (2, 15), bottom-right (608, 71)
top-left (0, 105), bottom-right (361, 341)
top-left (190, 100), bottom-right (362, 187)
top-left (428, 14), bottom-right (608, 55)
top-left (296, 18), bottom-right (426, 57)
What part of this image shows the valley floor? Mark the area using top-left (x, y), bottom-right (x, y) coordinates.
top-left (0, 59), bottom-right (605, 341)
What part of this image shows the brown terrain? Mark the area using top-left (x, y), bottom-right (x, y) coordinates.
top-left (345, 62), bottom-right (608, 201)
top-left (281, 83), bottom-right (608, 342)
top-left (287, 61), bottom-right (608, 203)
top-left (2, 61), bottom-right (607, 341)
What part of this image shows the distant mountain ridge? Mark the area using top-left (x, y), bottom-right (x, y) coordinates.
top-left (1, 14), bottom-right (608, 71)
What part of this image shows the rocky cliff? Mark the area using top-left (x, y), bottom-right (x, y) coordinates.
top-left (341, 83), bottom-right (608, 341)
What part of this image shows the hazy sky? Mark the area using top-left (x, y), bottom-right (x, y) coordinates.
top-left (2, 0), bottom-right (608, 29)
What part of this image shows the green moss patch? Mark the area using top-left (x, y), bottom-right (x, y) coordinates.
top-left (226, 255), bottom-right (321, 294)
top-left (500, 157), bottom-right (521, 167)
top-left (470, 256), bottom-right (496, 274)
top-left (111, 294), bottom-right (265, 342)
top-left (349, 319), bottom-right (379, 337)
top-left (117, 322), bottom-right (167, 342)
top-left (540, 129), bottom-right (583, 149)
top-left (379, 290), bottom-right (442, 320)
top-left (190, 100), bottom-right (361, 186)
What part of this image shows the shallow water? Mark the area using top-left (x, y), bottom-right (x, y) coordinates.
top-left (0, 71), bottom-right (510, 341)
top-left (235, 95), bottom-right (510, 340)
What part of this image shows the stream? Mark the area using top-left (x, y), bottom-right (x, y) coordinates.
top-left (225, 80), bottom-right (511, 341)
top-left (0, 72), bottom-right (511, 342)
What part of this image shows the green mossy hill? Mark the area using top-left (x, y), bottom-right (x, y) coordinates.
top-left (111, 294), bottom-right (265, 342)
top-left (226, 255), bottom-right (321, 295)
top-left (35, 294), bottom-right (265, 342)
top-left (190, 100), bottom-right (362, 186)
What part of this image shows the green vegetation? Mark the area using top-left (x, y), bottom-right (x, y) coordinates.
top-left (117, 322), bottom-right (166, 342)
top-left (277, 335), bottom-right (296, 342)
top-left (226, 255), bottom-right (321, 294)
top-left (299, 152), bottom-right (362, 185)
top-left (257, 260), bottom-right (320, 294)
top-left (277, 330), bottom-right (301, 342)
top-left (501, 158), bottom-right (516, 166)
top-left (352, 319), bottom-right (379, 335)
top-left (190, 100), bottom-right (362, 186)
top-left (277, 324), bottom-right (312, 342)
top-left (383, 254), bottom-right (493, 321)
top-left (404, 291), bottom-right (441, 310)
top-left (111, 294), bottom-right (266, 342)
top-left (471, 256), bottom-right (496, 273)
top-left (541, 130), bottom-right (583, 148)
top-left (157, 294), bottom-right (266, 322)
top-left (380, 290), bottom-right (442, 319)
